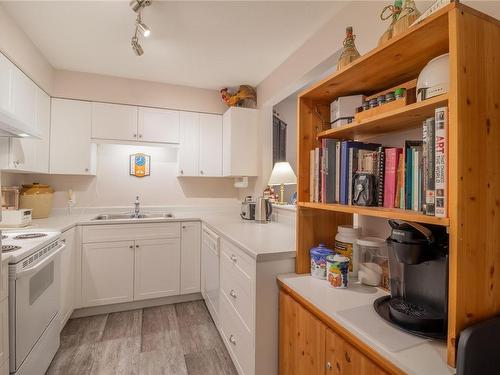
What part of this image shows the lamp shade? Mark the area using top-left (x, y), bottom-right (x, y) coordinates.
top-left (268, 162), bottom-right (297, 186)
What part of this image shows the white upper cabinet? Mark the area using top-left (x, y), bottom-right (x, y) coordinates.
top-left (223, 107), bottom-right (258, 177)
top-left (2, 87), bottom-right (50, 173)
top-left (199, 113), bottom-right (223, 176)
top-left (91, 102), bottom-right (138, 142)
top-left (50, 98), bottom-right (96, 175)
top-left (11, 67), bottom-right (37, 132)
top-left (138, 107), bottom-right (180, 143)
top-left (0, 54), bottom-right (12, 115)
top-left (178, 111), bottom-right (200, 176)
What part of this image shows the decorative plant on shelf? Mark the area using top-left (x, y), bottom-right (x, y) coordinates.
top-left (220, 85), bottom-right (257, 108)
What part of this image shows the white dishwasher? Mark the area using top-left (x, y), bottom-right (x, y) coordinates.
top-left (201, 225), bottom-right (220, 326)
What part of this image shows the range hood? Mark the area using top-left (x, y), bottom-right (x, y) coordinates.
top-left (0, 107), bottom-right (41, 139)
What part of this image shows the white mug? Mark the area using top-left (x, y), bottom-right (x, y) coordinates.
top-left (358, 262), bottom-right (382, 286)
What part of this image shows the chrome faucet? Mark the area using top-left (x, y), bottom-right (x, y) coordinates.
top-left (134, 196), bottom-right (140, 218)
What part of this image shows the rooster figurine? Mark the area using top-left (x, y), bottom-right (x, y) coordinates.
top-left (220, 85), bottom-right (257, 108)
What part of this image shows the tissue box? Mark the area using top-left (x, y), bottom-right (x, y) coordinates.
top-left (330, 95), bottom-right (364, 127)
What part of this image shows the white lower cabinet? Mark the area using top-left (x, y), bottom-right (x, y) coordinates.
top-left (82, 241), bottom-right (135, 307)
top-left (79, 222), bottom-right (197, 308)
top-left (0, 260), bottom-right (9, 374)
top-left (60, 227), bottom-right (76, 330)
top-left (201, 236), bottom-right (294, 375)
top-left (180, 221), bottom-right (201, 294)
top-left (134, 238), bottom-right (181, 300)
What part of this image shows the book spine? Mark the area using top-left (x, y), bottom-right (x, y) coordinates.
top-left (376, 147), bottom-right (385, 207)
top-left (310, 149), bottom-right (315, 202)
top-left (426, 117), bottom-right (436, 215)
top-left (422, 119), bottom-right (429, 213)
top-left (321, 140), bottom-right (326, 204)
top-left (314, 147), bottom-right (320, 203)
top-left (325, 140), bottom-right (337, 203)
top-left (348, 148), bottom-right (354, 205)
top-left (383, 148), bottom-right (399, 209)
top-left (412, 148), bottom-right (419, 211)
top-left (335, 142), bottom-right (341, 203)
top-left (435, 107), bottom-right (448, 218)
top-left (405, 146), bottom-right (413, 210)
top-left (340, 142), bottom-right (348, 204)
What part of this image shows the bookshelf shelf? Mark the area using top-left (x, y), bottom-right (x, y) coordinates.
top-left (317, 94), bottom-right (449, 140)
top-left (298, 202), bottom-right (449, 226)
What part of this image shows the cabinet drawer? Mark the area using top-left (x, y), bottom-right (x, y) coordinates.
top-left (220, 238), bottom-right (255, 281)
top-left (220, 251), bottom-right (253, 332)
top-left (83, 222), bottom-right (180, 243)
top-left (220, 292), bottom-right (253, 375)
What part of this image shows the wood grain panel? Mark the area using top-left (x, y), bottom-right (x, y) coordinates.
top-left (279, 291), bottom-right (326, 375)
top-left (447, 6), bottom-right (500, 366)
top-left (296, 206), bottom-right (353, 274)
top-left (299, 4), bottom-right (453, 102)
top-left (325, 328), bottom-right (388, 375)
top-left (278, 283), bottom-right (405, 375)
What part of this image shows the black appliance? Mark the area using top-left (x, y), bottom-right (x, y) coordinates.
top-left (374, 220), bottom-right (449, 340)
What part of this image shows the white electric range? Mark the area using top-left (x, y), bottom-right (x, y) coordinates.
top-left (2, 230), bottom-right (63, 375)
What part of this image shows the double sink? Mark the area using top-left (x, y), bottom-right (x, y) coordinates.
top-left (92, 213), bottom-right (175, 221)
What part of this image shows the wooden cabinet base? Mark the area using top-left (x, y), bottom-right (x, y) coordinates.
top-left (279, 282), bottom-right (403, 375)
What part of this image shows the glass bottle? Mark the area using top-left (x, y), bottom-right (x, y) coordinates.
top-left (337, 26), bottom-right (361, 71)
top-left (393, 0), bottom-right (421, 37)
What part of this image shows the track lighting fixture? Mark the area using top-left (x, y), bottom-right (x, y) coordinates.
top-left (129, 0), bottom-right (151, 56)
top-left (136, 13), bottom-right (150, 37)
top-left (131, 35), bottom-right (144, 56)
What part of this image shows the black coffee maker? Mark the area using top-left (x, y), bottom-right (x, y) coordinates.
top-left (374, 220), bottom-right (449, 340)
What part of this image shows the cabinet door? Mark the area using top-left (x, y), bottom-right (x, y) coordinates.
top-left (11, 66), bottom-right (37, 131)
top-left (180, 221), bottom-right (201, 294)
top-left (279, 291), bottom-right (326, 375)
top-left (178, 111), bottom-right (199, 176)
top-left (82, 241), bottom-right (135, 307)
top-left (134, 238), bottom-right (181, 300)
top-left (91, 102), bottom-right (138, 141)
top-left (0, 298), bottom-right (7, 370)
top-left (325, 328), bottom-right (388, 375)
top-left (0, 53), bottom-right (12, 115)
top-left (50, 98), bottom-right (96, 175)
top-left (199, 113), bottom-right (222, 176)
top-left (9, 88), bottom-right (50, 172)
top-left (60, 228), bottom-right (76, 331)
top-left (137, 107), bottom-right (179, 143)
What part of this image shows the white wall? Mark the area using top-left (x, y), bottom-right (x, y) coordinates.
top-left (5, 144), bottom-right (239, 209)
top-left (0, 5), bottom-right (54, 93)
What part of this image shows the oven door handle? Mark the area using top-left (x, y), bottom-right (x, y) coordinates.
top-left (15, 243), bottom-right (66, 280)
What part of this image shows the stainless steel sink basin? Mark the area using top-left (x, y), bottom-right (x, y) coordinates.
top-left (92, 213), bottom-right (174, 221)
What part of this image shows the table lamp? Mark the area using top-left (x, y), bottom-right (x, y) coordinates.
top-left (268, 161), bottom-right (297, 205)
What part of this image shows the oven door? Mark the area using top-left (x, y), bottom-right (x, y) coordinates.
top-left (11, 243), bottom-right (64, 371)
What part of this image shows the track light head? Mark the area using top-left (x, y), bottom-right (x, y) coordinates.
top-left (136, 14), bottom-right (151, 37)
top-left (131, 35), bottom-right (144, 56)
top-left (130, 0), bottom-right (151, 13)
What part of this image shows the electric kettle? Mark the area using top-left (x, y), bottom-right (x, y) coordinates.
top-left (255, 197), bottom-right (272, 223)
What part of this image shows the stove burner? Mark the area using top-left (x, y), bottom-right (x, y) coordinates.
top-left (2, 245), bottom-right (21, 253)
top-left (13, 233), bottom-right (48, 240)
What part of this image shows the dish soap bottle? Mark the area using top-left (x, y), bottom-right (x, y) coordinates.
top-left (337, 26), bottom-right (361, 71)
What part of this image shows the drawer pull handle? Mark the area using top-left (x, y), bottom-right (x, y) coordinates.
top-left (229, 289), bottom-right (237, 298)
top-left (230, 254), bottom-right (237, 262)
top-left (229, 334), bottom-right (236, 345)
top-left (129, 245), bottom-right (134, 249)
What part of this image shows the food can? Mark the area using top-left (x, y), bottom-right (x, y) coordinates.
top-left (310, 244), bottom-right (334, 279)
top-left (326, 254), bottom-right (350, 288)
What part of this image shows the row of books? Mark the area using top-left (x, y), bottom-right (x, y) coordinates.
top-left (309, 106), bottom-right (448, 217)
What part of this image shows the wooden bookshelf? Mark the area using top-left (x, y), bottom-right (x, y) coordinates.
top-left (295, 2), bottom-right (500, 369)
top-left (298, 202), bottom-right (450, 226)
top-left (317, 94), bottom-right (449, 140)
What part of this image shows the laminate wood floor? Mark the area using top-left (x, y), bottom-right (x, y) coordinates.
top-left (46, 300), bottom-right (238, 375)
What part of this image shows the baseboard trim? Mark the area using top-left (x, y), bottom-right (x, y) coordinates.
top-left (71, 293), bottom-right (203, 318)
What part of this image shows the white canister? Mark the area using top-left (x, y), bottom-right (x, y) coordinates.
top-left (334, 225), bottom-right (361, 276)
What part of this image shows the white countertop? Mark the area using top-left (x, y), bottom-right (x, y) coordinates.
top-left (278, 274), bottom-right (455, 375)
top-left (5, 207), bottom-right (296, 262)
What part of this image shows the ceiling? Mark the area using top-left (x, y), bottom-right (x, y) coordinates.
top-left (1, 1), bottom-right (345, 90)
